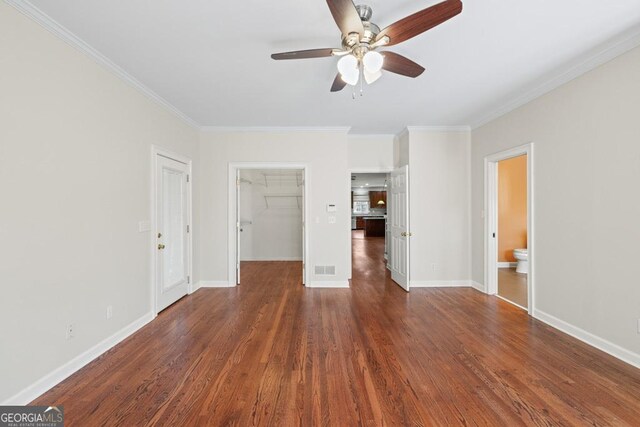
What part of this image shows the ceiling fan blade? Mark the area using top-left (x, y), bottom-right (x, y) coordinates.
top-left (382, 52), bottom-right (425, 78)
top-left (377, 0), bottom-right (463, 47)
top-left (271, 48), bottom-right (336, 60)
top-left (326, 0), bottom-right (364, 37)
top-left (330, 73), bottom-right (347, 92)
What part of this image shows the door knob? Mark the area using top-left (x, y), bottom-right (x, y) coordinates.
top-left (401, 232), bottom-right (407, 237)
top-left (158, 244), bottom-right (166, 250)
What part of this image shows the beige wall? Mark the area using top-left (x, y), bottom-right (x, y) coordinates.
top-left (348, 135), bottom-right (394, 171)
top-left (498, 155), bottom-right (528, 262)
top-left (401, 130), bottom-right (471, 285)
top-left (0, 3), bottom-right (198, 403)
top-left (198, 131), bottom-right (351, 286)
top-left (471, 46), bottom-right (640, 356)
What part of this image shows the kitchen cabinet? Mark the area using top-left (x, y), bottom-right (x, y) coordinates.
top-left (369, 191), bottom-right (387, 208)
top-left (355, 216), bottom-right (365, 230)
top-left (364, 218), bottom-right (385, 237)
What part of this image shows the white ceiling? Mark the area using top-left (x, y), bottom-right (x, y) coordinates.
top-left (24, 0), bottom-right (640, 133)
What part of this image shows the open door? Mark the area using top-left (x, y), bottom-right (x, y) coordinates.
top-left (389, 165), bottom-right (410, 291)
top-left (236, 169), bottom-right (241, 285)
top-left (301, 169), bottom-right (306, 285)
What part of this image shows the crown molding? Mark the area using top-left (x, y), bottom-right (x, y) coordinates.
top-left (469, 25), bottom-right (640, 130)
top-left (6, 0), bottom-right (200, 129)
top-left (200, 126), bottom-right (351, 134)
top-left (406, 126), bottom-right (471, 133)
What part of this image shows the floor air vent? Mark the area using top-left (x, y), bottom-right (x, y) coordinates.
top-left (314, 265), bottom-right (336, 276)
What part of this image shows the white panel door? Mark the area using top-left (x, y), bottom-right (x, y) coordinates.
top-left (389, 165), bottom-right (410, 291)
top-left (301, 169), bottom-right (306, 285)
top-left (236, 169), bottom-right (241, 285)
top-left (156, 155), bottom-right (190, 311)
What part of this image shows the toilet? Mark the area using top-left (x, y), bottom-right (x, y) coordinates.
top-left (513, 249), bottom-right (528, 274)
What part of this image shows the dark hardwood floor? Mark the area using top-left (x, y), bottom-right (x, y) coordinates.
top-left (33, 235), bottom-right (640, 425)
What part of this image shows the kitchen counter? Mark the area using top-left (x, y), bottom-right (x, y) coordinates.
top-left (364, 217), bottom-right (385, 237)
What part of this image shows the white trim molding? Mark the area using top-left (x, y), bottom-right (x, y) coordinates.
top-left (196, 281), bottom-right (235, 289)
top-left (470, 281), bottom-right (486, 293)
top-left (410, 280), bottom-right (472, 288)
top-left (498, 262), bottom-right (518, 268)
top-left (5, 0), bottom-right (199, 129)
top-left (1, 312), bottom-right (154, 405)
top-left (406, 126), bottom-right (471, 133)
top-left (533, 309), bottom-right (640, 370)
top-left (306, 281), bottom-right (350, 288)
top-left (201, 126), bottom-right (351, 134)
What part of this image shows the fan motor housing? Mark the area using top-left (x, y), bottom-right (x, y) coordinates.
top-left (342, 5), bottom-right (380, 48)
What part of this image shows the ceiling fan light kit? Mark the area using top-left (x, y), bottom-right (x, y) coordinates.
top-left (271, 0), bottom-right (463, 93)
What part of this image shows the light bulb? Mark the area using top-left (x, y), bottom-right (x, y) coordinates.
top-left (364, 69), bottom-right (382, 84)
top-left (363, 51), bottom-right (384, 73)
top-left (341, 67), bottom-right (359, 86)
top-left (337, 54), bottom-right (358, 76)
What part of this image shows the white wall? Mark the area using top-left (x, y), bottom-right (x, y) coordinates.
top-left (404, 130), bottom-right (471, 285)
top-left (471, 46), bottom-right (640, 358)
top-left (239, 170), bottom-right (302, 261)
top-left (348, 135), bottom-right (394, 171)
top-left (198, 131), bottom-right (350, 286)
top-left (0, 3), bottom-right (198, 403)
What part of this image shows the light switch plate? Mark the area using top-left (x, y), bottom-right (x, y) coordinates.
top-left (138, 221), bottom-right (151, 232)
top-left (327, 204), bottom-right (337, 212)
top-left (328, 216), bottom-right (336, 224)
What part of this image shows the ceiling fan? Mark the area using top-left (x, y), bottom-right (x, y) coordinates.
top-left (271, 0), bottom-right (463, 93)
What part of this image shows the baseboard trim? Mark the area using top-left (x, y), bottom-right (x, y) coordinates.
top-left (305, 281), bottom-right (350, 288)
top-left (197, 281), bottom-right (235, 288)
top-left (410, 280), bottom-right (470, 288)
top-left (2, 312), bottom-right (154, 405)
top-left (470, 281), bottom-right (486, 293)
top-left (240, 257), bottom-right (303, 262)
top-left (533, 309), bottom-right (640, 370)
top-left (498, 262), bottom-right (518, 268)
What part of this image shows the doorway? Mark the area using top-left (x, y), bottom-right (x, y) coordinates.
top-left (349, 166), bottom-right (410, 291)
top-left (485, 144), bottom-right (534, 313)
top-left (229, 163), bottom-right (308, 287)
top-left (152, 147), bottom-right (193, 314)
top-left (350, 172), bottom-right (389, 283)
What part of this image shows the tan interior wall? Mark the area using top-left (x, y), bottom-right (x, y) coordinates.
top-left (498, 155), bottom-right (527, 262)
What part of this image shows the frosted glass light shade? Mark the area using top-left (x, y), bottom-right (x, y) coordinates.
top-left (364, 69), bottom-right (382, 84)
top-left (341, 67), bottom-right (359, 86)
top-left (363, 51), bottom-right (384, 73)
top-left (337, 54), bottom-right (358, 76)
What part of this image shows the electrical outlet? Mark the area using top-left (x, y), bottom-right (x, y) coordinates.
top-left (106, 305), bottom-right (113, 320)
top-left (66, 323), bottom-right (74, 340)
top-left (431, 263), bottom-right (437, 272)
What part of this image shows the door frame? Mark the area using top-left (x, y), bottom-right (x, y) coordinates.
top-left (347, 168), bottom-right (394, 279)
top-left (228, 162), bottom-right (309, 286)
top-left (484, 143), bottom-right (534, 314)
top-left (150, 145), bottom-right (193, 317)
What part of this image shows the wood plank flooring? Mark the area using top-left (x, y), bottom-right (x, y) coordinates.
top-left (33, 235), bottom-right (640, 425)
top-left (498, 267), bottom-right (528, 309)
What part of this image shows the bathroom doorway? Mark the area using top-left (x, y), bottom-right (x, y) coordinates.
top-left (485, 144), bottom-right (534, 313)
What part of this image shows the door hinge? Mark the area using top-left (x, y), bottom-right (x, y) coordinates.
top-left (492, 233), bottom-right (496, 238)
top-left (187, 276), bottom-right (190, 284)
top-left (186, 174), bottom-right (190, 183)
top-left (187, 225), bottom-right (190, 233)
